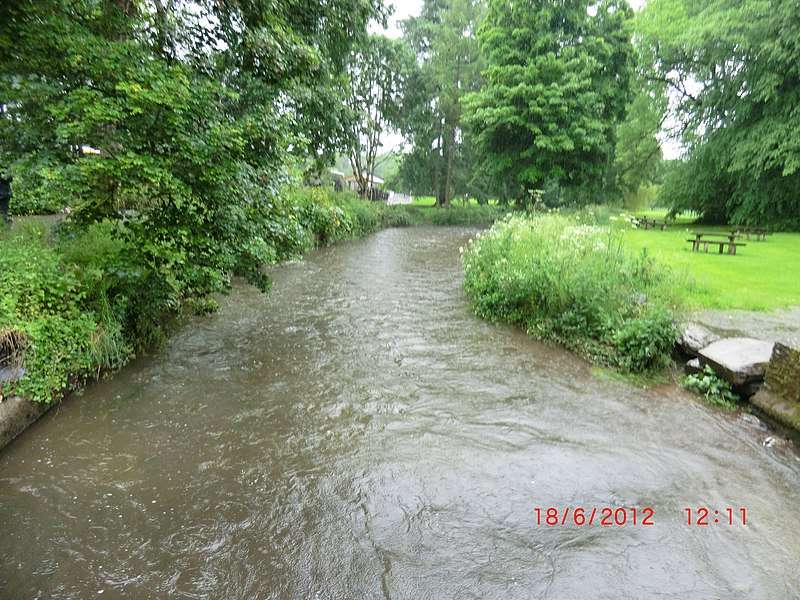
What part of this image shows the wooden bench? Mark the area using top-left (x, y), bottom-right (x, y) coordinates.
top-left (733, 227), bottom-right (768, 241)
top-left (639, 216), bottom-right (669, 230)
top-left (686, 232), bottom-right (746, 255)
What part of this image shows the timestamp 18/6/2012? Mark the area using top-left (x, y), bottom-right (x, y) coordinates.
top-left (533, 507), bottom-right (654, 526)
top-left (685, 508), bottom-right (747, 526)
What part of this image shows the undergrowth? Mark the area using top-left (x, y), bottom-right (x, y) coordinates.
top-left (461, 212), bottom-right (684, 374)
top-left (682, 365), bottom-right (740, 410)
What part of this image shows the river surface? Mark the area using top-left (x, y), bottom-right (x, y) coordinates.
top-left (2, 227), bottom-right (800, 599)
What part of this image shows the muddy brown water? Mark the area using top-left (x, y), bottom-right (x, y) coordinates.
top-left (2, 227), bottom-right (799, 599)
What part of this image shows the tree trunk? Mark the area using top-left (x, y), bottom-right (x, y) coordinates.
top-left (433, 132), bottom-right (443, 206)
top-left (443, 124), bottom-right (455, 208)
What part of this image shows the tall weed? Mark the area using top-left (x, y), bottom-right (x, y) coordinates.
top-left (0, 223), bottom-right (99, 401)
top-left (462, 213), bottom-right (682, 373)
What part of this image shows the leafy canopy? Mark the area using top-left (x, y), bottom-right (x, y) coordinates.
top-left (638, 0), bottom-right (800, 228)
top-left (462, 0), bottom-right (635, 200)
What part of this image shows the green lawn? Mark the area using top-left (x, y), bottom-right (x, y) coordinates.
top-left (621, 218), bottom-right (800, 311)
top-left (410, 196), bottom-right (500, 207)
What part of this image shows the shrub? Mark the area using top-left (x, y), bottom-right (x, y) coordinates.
top-left (0, 222), bottom-right (101, 401)
top-left (461, 212), bottom-right (683, 374)
top-left (611, 304), bottom-right (679, 373)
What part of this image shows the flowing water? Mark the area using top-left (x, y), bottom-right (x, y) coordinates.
top-left (2, 227), bottom-right (799, 599)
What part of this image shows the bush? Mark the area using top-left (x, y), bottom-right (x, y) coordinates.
top-left (461, 212), bottom-right (683, 373)
top-left (0, 222), bottom-right (103, 401)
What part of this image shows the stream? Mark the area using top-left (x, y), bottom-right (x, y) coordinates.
top-left (2, 227), bottom-right (799, 599)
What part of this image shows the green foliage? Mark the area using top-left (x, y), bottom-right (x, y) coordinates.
top-left (614, 82), bottom-right (666, 194)
top-left (0, 0), bottom-right (383, 355)
top-left (683, 365), bottom-right (739, 410)
top-left (461, 212), bottom-right (683, 373)
top-left (0, 223), bottom-right (112, 402)
top-left (344, 35), bottom-right (415, 198)
top-left (612, 303), bottom-right (679, 373)
top-left (398, 0), bottom-right (486, 205)
top-left (463, 0), bottom-right (635, 201)
top-left (639, 0), bottom-right (800, 229)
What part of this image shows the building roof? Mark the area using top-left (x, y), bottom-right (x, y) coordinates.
top-left (343, 172), bottom-right (384, 185)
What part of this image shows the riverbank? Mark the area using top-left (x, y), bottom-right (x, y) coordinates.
top-left (688, 307), bottom-right (800, 433)
top-left (0, 193), bottom-right (507, 451)
top-left (460, 210), bottom-right (800, 435)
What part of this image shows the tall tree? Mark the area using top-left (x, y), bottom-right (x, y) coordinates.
top-left (399, 0), bottom-right (486, 206)
top-left (638, 0), bottom-right (800, 228)
top-left (344, 34), bottom-right (413, 199)
top-left (614, 78), bottom-right (667, 194)
top-left (462, 0), bottom-right (635, 202)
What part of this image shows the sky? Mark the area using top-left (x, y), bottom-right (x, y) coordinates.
top-left (380, 0), bottom-right (422, 38)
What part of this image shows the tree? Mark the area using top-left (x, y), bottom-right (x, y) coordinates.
top-left (462, 0), bottom-right (635, 202)
top-left (638, 0), bottom-right (800, 228)
top-left (344, 35), bottom-right (413, 199)
top-left (399, 0), bottom-right (486, 206)
top-left (614, 78), bottom-right (667, 194)
top-left (0, 0), bottom-right (380, 342)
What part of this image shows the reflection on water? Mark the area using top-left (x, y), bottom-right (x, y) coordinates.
top-left (1, 227), bottom-right (799, 599)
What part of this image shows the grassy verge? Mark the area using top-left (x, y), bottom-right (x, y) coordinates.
top-left (620, 212), bottom-right (800, 311)
top-left (409, 196), bottom-right (502, 208)
top-left (0, 188), bottom-right (506, 404)
top-left (461, 212), bottom-right (684, 374)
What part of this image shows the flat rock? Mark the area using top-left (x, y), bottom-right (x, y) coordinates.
top-left (698, 337), bottom-right (774, 386)
top-left (752, 388), bottom-right (800, 434)
top-left (680, 323), bottom-right (721, 356)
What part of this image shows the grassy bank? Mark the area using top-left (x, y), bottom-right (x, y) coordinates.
top-left (461, 212), bottom-right (684, 374)
top-left (0, 188), bottom-right (506, 404)
top-left (624, 212), bottom-right (800, 311)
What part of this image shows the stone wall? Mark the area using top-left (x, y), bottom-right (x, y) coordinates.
top-left (764, 343), bottom-right (800, 403)
top-left (752, 343), bottom-right (800, 432)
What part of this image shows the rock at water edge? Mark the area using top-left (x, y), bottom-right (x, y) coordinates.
top-left (752, 343), bottom-right (800, 433)
top-left (680, 323), bottom-right (721, 356)
top-left (698, 337), bottom-right (774, 386)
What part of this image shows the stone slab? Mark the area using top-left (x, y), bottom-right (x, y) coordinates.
top-left (752, 388), bottom-right (800, 433)
top-left (0, 396), bottom-right (57, 451)
top-left (690, 307), bottom-right (800, 348)
top-left (679, 323), bottom-right (721, 356)
top-left (698, 337), bottom-right (774, 386)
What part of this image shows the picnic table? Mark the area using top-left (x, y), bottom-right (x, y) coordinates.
top-left (686, 232), bottom-right (746, 255)
top-left (638, 216), bottom-right (668, 230)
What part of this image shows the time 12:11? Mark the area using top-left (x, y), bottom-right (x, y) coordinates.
top-left (685, 508), bottom-right (747, 526)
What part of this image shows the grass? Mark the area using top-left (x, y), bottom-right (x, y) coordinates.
top-left (620, 210), bottom-right (800, 311)
top-left (411, 196), bottom-right (437, 207)
top-left (410, 195), bottom-right (501, 208)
